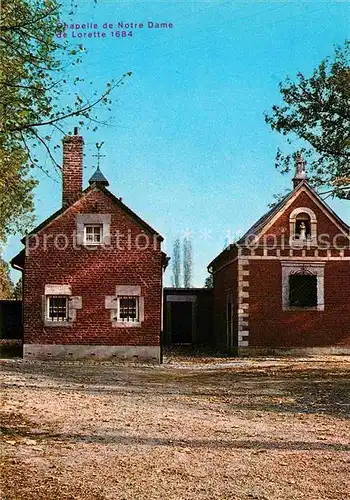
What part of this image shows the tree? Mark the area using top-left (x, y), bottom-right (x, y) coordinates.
top-left (183, 237), bottom-right (193, 288)
top-left (0, 257), bottom-right (14, 299)
top-left (0, 0), bottom-right (131, 241)
top-left (171, 238), bottom-right (181, 288)
top-left (265, 41), bottom-right (350, 199)
top-left (0, 139), bottom-right (37, 241)
top-left (13, 277), bottom-right (22, 300)
top-left (204, 274), bottom-right (213, 289)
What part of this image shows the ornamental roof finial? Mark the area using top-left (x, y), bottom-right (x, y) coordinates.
top-left (293, 152), bottom-right (308, 188)
top-left (89, 142), bottom-right (109, 187)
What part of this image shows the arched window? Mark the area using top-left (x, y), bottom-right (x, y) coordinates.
top-left (289, 207), bottom-right (317, 244)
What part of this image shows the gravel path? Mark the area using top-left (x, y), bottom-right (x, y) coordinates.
top-left (1, 356), bottom-right (349, 499)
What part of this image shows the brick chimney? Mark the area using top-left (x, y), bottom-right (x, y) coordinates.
top-left (62, 127), bottom-right (84, 206)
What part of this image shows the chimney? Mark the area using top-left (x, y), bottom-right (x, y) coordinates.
top-left (62, 128), bottom-right (84, 206)
top-left (293, 152), bottom-right (308, 189)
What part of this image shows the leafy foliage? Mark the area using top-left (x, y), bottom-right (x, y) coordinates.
top-left (13, 277), bottom-right (22, 300)
top-left (0, 136), bottom-right (37, 240)
top-left (265, 41), bottom-right (350, 198)
top-left (204, 274), bottom-right (213, 289)
top-left (0, 0), bottom-right (131, 164)
top-left (0, 0), bottom-right (131, 241)
top-left (0, 257), bottom-right (14, 299)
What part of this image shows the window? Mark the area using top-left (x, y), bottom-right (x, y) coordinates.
top-left (84, 224), bottom-right (103, 244)
top-left (281, 262), bottom-right (325, 311)
top-left (289, 274), bottom-right (317, 308)
top-left (43, 285), bottom-right (82, 327)
top-left (47, 295), bottom-right (69, 322)
top-left (76, 214), bottom-right (111, 246)
top-left (289, 207), bottom-right (317, 246)
top-left (117, 296), bottom-right (139, 322)
top-left (105, 286), bottom-right (144, 327)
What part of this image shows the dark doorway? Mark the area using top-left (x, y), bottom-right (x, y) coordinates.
top-left (0, 300), bottom-right (23, 340)
top-left (0, 300), bottom-right (23, 358)
top-left (170, 301), bottom-right (193, 344)
top-left (226, 296), bottom-right (233, 348)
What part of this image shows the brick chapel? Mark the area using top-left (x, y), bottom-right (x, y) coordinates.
top-left (208, 154), bottom-right (350, 355)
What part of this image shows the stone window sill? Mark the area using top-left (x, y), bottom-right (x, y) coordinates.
top-left (44, 321), bottom-right (74, 327)
top-left (112, 321), bottom-right (142, 328)
top-left (290, 238), bottom-right (317, 247)
top-left (283, 306), bottom-right (324, 312)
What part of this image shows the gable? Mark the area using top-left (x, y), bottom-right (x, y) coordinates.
top-left (23, 184), bottom-right (163, 242)
top-left (237, 182), bottom-right (349, 248)
top-left (257, 186), bottom-right (349, 243)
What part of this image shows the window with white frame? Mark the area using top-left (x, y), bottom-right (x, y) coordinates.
top-left (43, 284), bottom-right (82, 326)
top-left (105, 285), bottom-right (144, 327)
top-left (282, 262), bottom-right (325, 311)
top-left (117, 296), bottom-right (139, 322)
top-left (76, 214), bottom-right (111, 246)
top-left (46, 295), bottom-right (69, 322)
top-left (84, 224), bottom-right (103, 244)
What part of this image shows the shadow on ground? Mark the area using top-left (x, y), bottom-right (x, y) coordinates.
top-left (1, 358), bottom-right (349, 418)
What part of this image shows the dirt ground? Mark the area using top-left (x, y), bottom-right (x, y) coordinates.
top-left (0, 355), bottom-right (349, 500)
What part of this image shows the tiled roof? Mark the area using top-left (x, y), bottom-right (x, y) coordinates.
top-left (88, 166), bottom-right (109, 186)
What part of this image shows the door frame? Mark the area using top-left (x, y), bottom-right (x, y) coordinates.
top-left (166, 295), bottom-right (197, 344)
top-left (226, 290), bottom-right (234, 352)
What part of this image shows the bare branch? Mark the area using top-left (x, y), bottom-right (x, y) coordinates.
top-left (30, 129), bottom-right (61, 171)
top-left (5, 75), bottom-right (128, 133)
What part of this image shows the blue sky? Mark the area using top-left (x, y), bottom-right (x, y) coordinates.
top-left (4, 0), bottom-right (350, 286)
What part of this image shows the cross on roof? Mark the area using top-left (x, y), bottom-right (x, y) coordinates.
top-left (92, 142), bottom-right (106, 169)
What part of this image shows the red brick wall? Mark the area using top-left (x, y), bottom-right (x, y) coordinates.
top-left (256, 191), bottom-right (349, 248)
top-left (23, 188), bottom-right (163, 347)
top-left (212, 247), bottom-right (238, 350)
top-left (211, 186), bottom-right (350, 351)
top-left (62, 135), bottom-right (83, 206)
top-left (248, 259), bottom-right (350, 348)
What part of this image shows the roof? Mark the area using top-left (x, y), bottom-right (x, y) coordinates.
top-left (96, 184), bottom-right (164, 240)
top-left (162, 253), bottom-right (171, 270)
top-left (238, 180), bottom-right (349, 244)
top-left (237, 192), bottom-right (292, 245)
top-left (20, 206), bottom-right (66, 244)
top-left (164, 287), bottom-right (212, 292)
top-left (20, 183), bottom-right (164, 243)
top-left (207, 243), bottom-right (238, 271)
top-left (11, 249), bottom-right (25, 271)
top-left (208, 180), bottom-right (349, 270)
top-left (88, 166), bottom-right (109, 187)
top-left (208, 191), bottom-right (293, 269)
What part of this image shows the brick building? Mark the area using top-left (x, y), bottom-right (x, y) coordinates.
top-left (11, 130), bottom-right (168, 361)
top-left (208, 154), bottom-right (350, 355)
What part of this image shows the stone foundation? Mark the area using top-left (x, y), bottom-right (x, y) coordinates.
top-left (23, 344), bottom-right (160, 362)
top-left (237, 346), bottom-right (350, 357)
